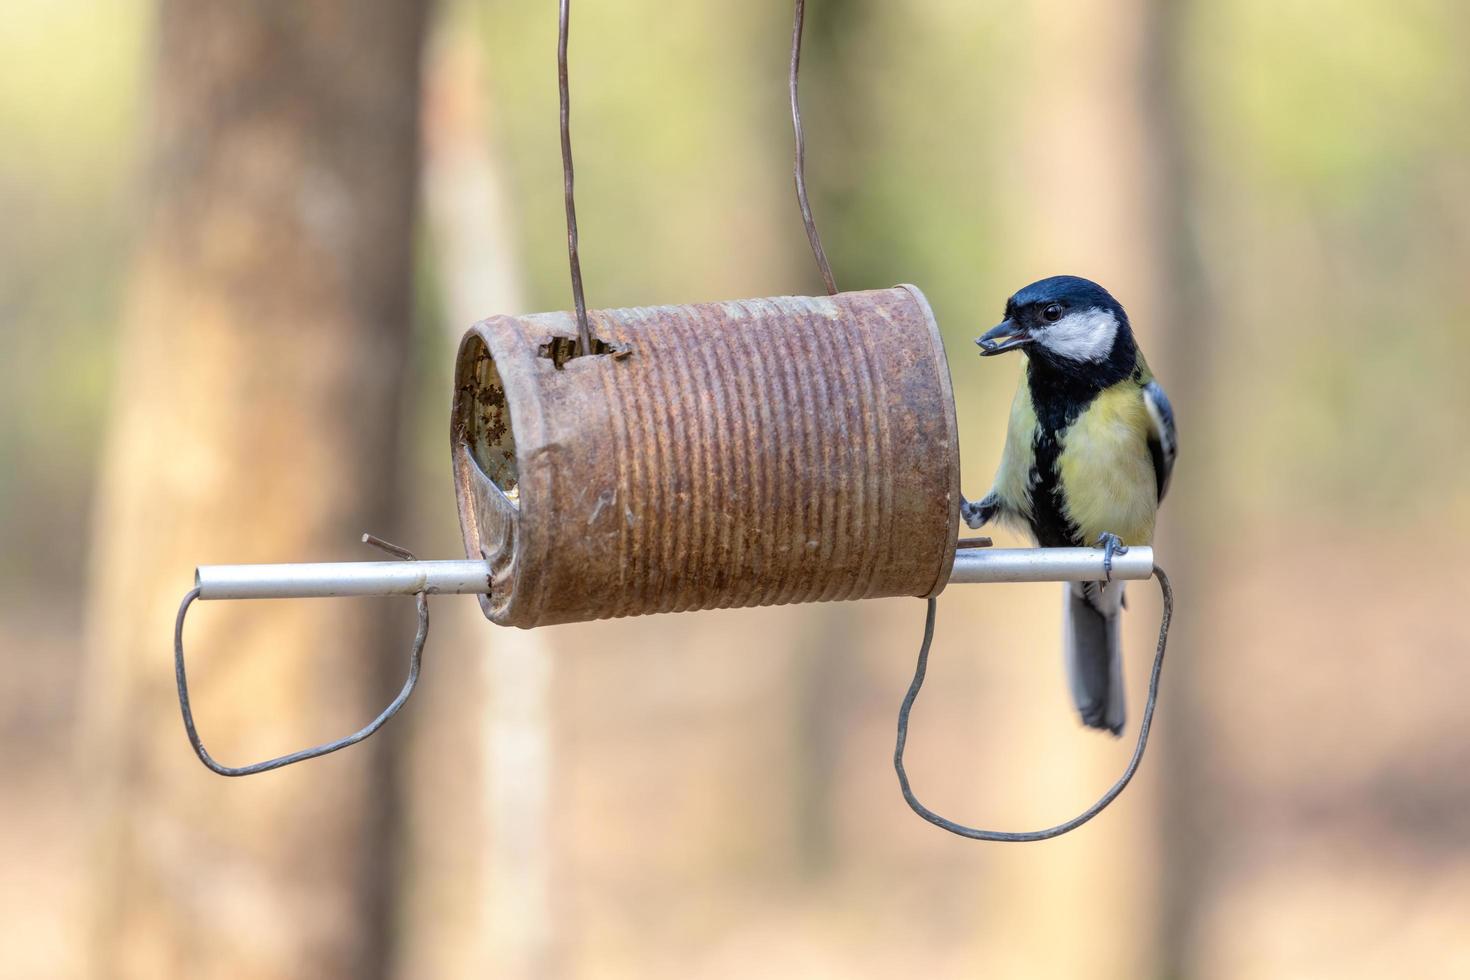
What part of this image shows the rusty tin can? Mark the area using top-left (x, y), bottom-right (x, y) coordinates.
top-left (451, 285), bottom-right (959, 628)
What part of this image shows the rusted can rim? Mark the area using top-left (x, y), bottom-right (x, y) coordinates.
top-left (896, 283), bottom-right (961, 598)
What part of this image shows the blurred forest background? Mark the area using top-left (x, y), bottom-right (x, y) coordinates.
top-left (3, 0), bottom-right (1470, 977)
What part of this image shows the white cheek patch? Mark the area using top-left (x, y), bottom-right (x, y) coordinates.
top-left (1035, 309), bottom-right (1119, 362)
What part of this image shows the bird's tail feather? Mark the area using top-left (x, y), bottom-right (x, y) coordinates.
top-left (1062, 582), bottom-right (1126, 736)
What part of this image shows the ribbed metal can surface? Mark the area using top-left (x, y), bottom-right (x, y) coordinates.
top-left (451, 285), bottom-right (960, 628)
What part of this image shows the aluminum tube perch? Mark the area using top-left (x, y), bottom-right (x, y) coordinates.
top-left (195, 561), bottom-right (493, 600)
top-left (947, 546), bottom-right (1154, 584)
top-left (194, 547), bottom-right (1154, 601)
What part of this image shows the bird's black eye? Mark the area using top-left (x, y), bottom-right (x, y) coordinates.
top-left (1042, 304), bottom-right (1063, 323)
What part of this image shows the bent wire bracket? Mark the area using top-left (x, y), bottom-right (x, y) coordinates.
top-left (174, 535), bottom-right (431, 777)
top-left (893, 564), bottom-right (1175, 841)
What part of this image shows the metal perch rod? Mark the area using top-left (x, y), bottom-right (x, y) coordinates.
top-left (192, 546), bottom-right (1156, 601)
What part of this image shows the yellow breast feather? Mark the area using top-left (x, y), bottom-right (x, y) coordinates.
top-left (1056, 383), bottom-right (1158, 546)
top-left (992, 375), bottom-right (1037, 527)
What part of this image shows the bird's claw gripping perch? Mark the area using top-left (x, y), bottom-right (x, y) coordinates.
top-left (960, 494), bottom-right (998, 531)
top-left (1097, 532), bottom-right (1128, 582)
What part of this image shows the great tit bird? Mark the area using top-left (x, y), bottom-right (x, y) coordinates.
top-left (960, 276), bottom-right (1176, 735)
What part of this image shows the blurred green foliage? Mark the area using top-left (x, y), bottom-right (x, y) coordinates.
top-left (0, 0), bottom-right (146, 587)
top-left (1193, 0), bottom-right (1470, 521)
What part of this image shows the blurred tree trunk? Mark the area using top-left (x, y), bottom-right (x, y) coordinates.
top-left (82, 2), bottom-right (431, 978)
top-left (399, 14), bottom-right (554, 978)
top-left (1138, 0), bottom-right (1216, 973)
top-left (980, 0), bottom-right (1170, 974)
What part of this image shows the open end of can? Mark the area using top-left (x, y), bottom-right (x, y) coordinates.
top-left (455, 333), bottom-right (519, 504)
top-left (452, 321), bottom-right (539, 625)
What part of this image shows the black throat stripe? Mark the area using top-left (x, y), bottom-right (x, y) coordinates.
top-left (1027, 385), bottom-right (1086, 548)
top-left (1022, 344), bottom-right (1140, 548)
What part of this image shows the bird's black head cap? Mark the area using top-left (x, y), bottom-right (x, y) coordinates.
top-left (1005, 275), bottom-right (1128, 327)
top-left (978, 275), bottom-right (1137, 390)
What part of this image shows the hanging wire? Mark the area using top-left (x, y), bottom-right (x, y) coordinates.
top-left (558, 0), bottom-right (595, 356)
top-left (789, 0), bottom-right (838, 296)
top-left (174, 535), bottom-right (429, 777)
top-left (894, 565), bottom-right (1175, 841)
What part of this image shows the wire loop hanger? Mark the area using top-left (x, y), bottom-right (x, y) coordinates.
top-left (558, 0), bottom-right (594, 357)
top-left (789, 0), bottom-right (837, 297)
top-left (174, 534), bottom-right (429, 777)
top-left (555, 0), bottom-right (631, 362)
top-left (894, 568), bottom-right (1174, 840)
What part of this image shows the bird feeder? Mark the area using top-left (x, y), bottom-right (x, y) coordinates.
top-left (177, 286), bottom-right (1157, 779)
top-left (451, 286), bottom-right (960, 628)
top-left (171, 0), bottom-right (1172, 844)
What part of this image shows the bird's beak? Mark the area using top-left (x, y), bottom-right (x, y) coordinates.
top-left (976, 318), bottom-right (1031, 356)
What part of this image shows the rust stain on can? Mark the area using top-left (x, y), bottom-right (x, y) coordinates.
top-left (451, 286), bottom-right (960, 628)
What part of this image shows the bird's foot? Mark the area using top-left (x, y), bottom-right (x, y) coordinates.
top-left (960, 494), bottom-right (997, 530)
top-left (1096, 532), bottom-right (1128, 583)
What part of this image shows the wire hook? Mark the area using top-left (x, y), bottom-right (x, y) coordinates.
top-left (558, 0), bottom-right (595, 357)
top-left (789, 0), bottom-right (838, 296)
top-left (894, 565), bottom-right (1174, 841)
top-left (174, 534), bottom-right (430, 777)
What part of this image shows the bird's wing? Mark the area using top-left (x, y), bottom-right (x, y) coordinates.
top-left (1142, 380), bottom-right (1177, 503)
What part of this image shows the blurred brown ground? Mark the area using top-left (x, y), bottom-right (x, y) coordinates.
top-left (3, 0), bottom-right (1469, 977)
